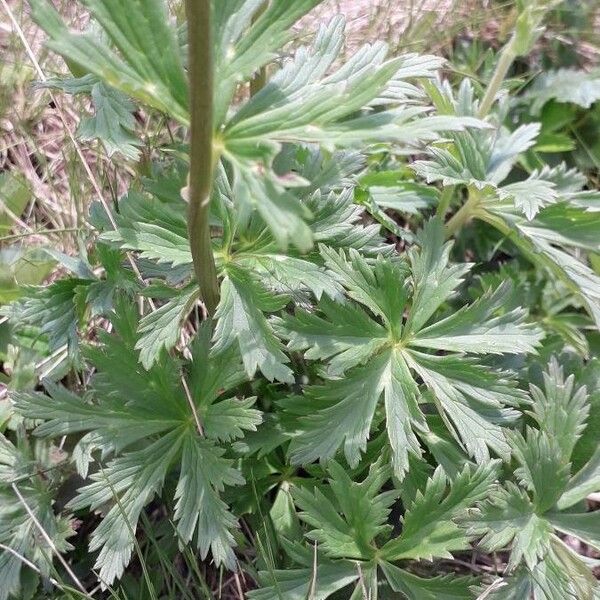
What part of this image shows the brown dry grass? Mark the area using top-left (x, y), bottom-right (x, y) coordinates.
top-left (303, 0), bottom-right (458, 53)
top-left (0, 0), bottom-right (131, 254)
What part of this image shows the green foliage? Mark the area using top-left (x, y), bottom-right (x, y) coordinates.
top-left (13, 308), bottom-right (259, 583)
top-left (279, 219), bottom-right (541, 475)
top-left (3, 0), bottom-right (600, 598)
top-left (30, 0), bottom-right (188, 122)
top-left (463, 360), bottom-right (600, 598)
top-left (415, 78), bottom-right (600, 330)
top-left (252, 459), bottom-right (493, 599)
top-left (523, 69), bottom-right (600, 114)
top-left (42, 75), bottom-right (141, 159)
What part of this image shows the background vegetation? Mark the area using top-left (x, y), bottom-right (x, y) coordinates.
top-left (1, 0), bottom-right (599, 598)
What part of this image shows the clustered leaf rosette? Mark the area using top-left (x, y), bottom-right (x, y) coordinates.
top-left (0, 0), bottom-right (598, 598)
top-left (277, 219), bottom-right (543, 477)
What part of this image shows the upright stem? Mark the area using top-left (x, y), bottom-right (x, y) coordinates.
top-left (446, 7), bottom-right (547, 237)
top-left (478, 36), bottom-right (517, 118)
top-left (447, 27), bottom-right (517, 237)
top-left (185, 0), bottom-right (220, 316)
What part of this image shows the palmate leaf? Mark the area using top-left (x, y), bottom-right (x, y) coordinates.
top-left (78, 82), bottom-right (141, 159)
top-left (102, 183), bottom-right (326, 378)
top-left (287, 349), bottom-right (424, 477)
top-left (412, 281), bottom-right (538, 354)
top-left (214, 0), bottom-right (325, 126)
top-left (224, 16), bottom-right (406, 152)
top-left (220, 150), bottom-right (383, 291)
top-left (480, 205), bottom-right (600, 329)
top-left (380, 463), bottom-right (498, 562)
top-left (375, 53), bottom-right (446, 103)
top-left (281, 219), bottom-right (541, 475)
top-left (361, 174), bottom-right (440, 216)
top-left (422, 122), bottom-right (600, 327)
top-left (42, 76), bottom-right (141, 159)
top-left (230, 167), bottom-right (314, 253)
top-left (404, 353), bottom-right (521, 463)
top-left (528, 359), bottom-right (589, 465)
top-left (413, 123), bottom-right (541, 188)
top-left (463, 360), bottom-right (600, 592)
top-left (13, 303), bottom-right (257, 585)
top-left (234, 252), bottom-right (342, 301)
top-left (101, 191), bottom-right (192, 267)
top-left (94, 187), bottom-right (210, 370)
top-left (104, 172), bottom-right (353, 377)
top-left (135, 284), bottom-right (200, 369)
top-left (4, 278), bottom-right (89, 357)
top-left (414, 81), bottom-right (600, 327)
top-left (292, 459), bottom-right (398, 560)
top-left (464, 482), bottom-right (553, 570)
top-left (502, 542), bottom-right (600, 600)
top-left (477, 542), bottom-right (600, 600)
top-left (276, 462), bottom-right (489, 600)
top-left (522, 68), bottom-right (600, 114)
top-left (272, 146), bottom-right (365, 197)
top-left (12, 381), bottom-right (176, 442)
top-left (279, 295), bottom-right (389, 376)
top-left (498, 175), bottom-right (558, 221)
top-left (319, 246), bottom-right (410, 333)
top-left (405, 219), bottom-right (471, 335)
top-left (249, 562), bottom-right (359, 600)
top-left (69, 430), bottom-right (183, 584)
top-left (0, 248), bottom-right (132, 374)
top-left (413, 81), bottom-right (600, 219)
top-left (173, 435), bottom-right (243, 566)
top-left (30, 0), bottom-right (188, 123)
top-left (308, 188), bottom-right (390, 254)
top-left (256, 466), bottom-right (487, 598)
top-left (413, 122), bottom-right (566, 220)
top-left (227, 204), bottom-right (345, 300)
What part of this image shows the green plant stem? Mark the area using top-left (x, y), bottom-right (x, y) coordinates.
top-left (445, 188), bottom-right (480, 238)
top-left (478, 37), bottom-right (517, 118)
top-left (436, 185), bottom-right (454, 219)
top-left (445, 27), bottom-right (519, 237)
top-left (185, 0), bottom-right (220, 316)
